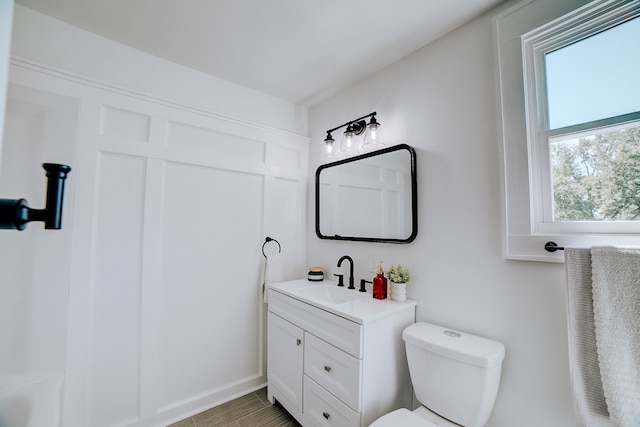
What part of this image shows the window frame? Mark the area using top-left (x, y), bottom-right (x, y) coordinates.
top-left (523, 0), bottom-right (640, 235)
top-left (495, 0), bottom-right (640, 262)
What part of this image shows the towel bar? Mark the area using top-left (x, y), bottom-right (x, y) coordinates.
top-left (544, 241), bottom-right (565, 252)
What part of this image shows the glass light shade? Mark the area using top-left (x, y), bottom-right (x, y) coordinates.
top-left (361, 122), bottom-right (385, 152)
top-left (323, 132), bottom-right (336, 160)
top-left (326, 139), bottom-right (334, 152)
top-left (323, 140), bottom-right (335, 161)
top-left (337, 127), bottom-right (356, 158)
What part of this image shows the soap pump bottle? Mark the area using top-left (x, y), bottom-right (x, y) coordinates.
top-left (373, 263), bottom-right (387, 300)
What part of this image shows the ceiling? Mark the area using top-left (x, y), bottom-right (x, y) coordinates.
top-left (15, 0), bottom-right (505, 107)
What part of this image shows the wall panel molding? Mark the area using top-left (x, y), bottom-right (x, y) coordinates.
top-left (10, 56), bottom-right (309, 143)
top-left (2, 62), bottom-right (310, 426)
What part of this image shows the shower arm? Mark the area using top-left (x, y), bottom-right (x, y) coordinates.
top-left (0, 163), bottom-right (72, 230)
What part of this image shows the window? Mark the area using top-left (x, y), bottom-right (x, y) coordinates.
top-left (495, 0), bottom-right (640, 261)
top-left (524, 3), bottom-right (640, 233)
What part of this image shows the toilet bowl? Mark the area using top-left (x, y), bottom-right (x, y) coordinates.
top-left (370, 322), bottom-right (505, 427)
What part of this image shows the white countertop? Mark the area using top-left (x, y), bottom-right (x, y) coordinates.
top-left (268, 279), bottom-right (416, 324)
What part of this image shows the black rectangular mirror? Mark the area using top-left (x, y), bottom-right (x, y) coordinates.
top-left (315, 144), bottom-right (417, 243)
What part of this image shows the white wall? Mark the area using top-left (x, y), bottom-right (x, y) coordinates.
top-left (0, 0), bottom-right (13, 166)
top-left (0, 84), bottom-right (76, 427)
top-left (307, 2), bottom-right (575, 426)
top-left (5, 5), bottom-right (309, 427)
top-left (10, 5), bottom-right (307, 136)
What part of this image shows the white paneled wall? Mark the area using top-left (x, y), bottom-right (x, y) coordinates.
top-left (5, 56), bottom-right (308, 427)
top-left (0, 84), bottom-right (77, 427)
top-left (157, 162), bottom-right (264, 411)
top-left (89, 153), bottom-right (146, 426)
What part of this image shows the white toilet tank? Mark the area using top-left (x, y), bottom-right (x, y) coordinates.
top-left (403, 323), bottom-right (505, 427)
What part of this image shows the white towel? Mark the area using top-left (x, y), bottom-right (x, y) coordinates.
top-left (262, 252), bottom-right (283, 304)
top-left (591, 247), bottom-right (640, 427)
top-left (565, 248), bottom-right (611, 427)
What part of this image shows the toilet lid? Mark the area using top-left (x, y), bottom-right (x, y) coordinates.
top-left (369, 408), bottom-right (438, 427)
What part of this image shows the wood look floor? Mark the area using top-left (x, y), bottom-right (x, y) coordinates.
top-left (167, 387), bottom-right (301, 427)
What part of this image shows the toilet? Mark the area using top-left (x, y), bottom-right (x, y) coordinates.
top-left (370, 322), bottom-right (505, 427)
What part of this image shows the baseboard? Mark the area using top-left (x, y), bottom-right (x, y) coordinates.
top-left (139, 375), bottom-right (267, 427)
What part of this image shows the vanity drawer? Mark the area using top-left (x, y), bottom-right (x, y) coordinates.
top-left (304, 333), bottom-right (361, 411)
top-left (269, 290), bottom-right (363, 357)
top-left (304, 375), bottom-right (359, 427)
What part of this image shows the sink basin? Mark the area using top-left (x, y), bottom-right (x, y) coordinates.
top-left (268, 279), bottom-right (416, 324)
top-left (295, 284), bottom-right (364, 304)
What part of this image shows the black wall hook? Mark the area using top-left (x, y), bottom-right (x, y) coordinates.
top-left (0, 163), bottom-right (72, 230)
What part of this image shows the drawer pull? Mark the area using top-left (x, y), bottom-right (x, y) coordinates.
top-left (323, 365), bottom-right (332, 372)
top-left (323, 411), bottom-right (330, 419)
top-left (296, 338), bottom-right (302, 346)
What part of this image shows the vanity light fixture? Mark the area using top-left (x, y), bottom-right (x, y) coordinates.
top-left (323, 112), bottom-right (385, 159)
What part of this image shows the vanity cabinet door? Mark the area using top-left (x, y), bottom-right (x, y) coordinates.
top-left (267, 312), bottom-right (304, 412)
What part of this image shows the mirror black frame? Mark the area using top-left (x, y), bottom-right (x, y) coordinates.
top-left (315, 143), bottom-right (417, 244)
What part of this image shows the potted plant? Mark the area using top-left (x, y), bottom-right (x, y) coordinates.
top-left (386, 264), bottom-right (411, 302)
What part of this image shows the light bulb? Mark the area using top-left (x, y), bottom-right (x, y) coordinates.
top-left (344, 123), bottom-right (355, 149)
top-left (370, 124), bottom-right (378, 141)
top-left (345, 132), bottom-right (353, 147)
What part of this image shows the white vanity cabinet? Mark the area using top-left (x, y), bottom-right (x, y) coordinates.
top-left (267, 311), bottom-right (304, 413)
top-left (267, 280), bottom-right (416, 427)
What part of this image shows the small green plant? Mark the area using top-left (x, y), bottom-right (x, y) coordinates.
top-left (386, 264), bottom-right (411, 283)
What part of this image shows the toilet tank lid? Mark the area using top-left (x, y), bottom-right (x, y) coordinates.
top-left (403, 322), bottom-right (505, 368)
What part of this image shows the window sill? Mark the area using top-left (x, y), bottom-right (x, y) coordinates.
top-left (504, 233), bottom-right (640, 263)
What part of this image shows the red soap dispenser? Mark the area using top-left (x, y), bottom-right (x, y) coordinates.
top-left (373, 263), bottom-right (387, 300)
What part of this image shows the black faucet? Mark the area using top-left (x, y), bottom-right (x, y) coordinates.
top-left (337, 255), bottom-right (355, 289)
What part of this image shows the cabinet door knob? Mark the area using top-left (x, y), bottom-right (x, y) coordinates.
top-left (323, 365), bottom-right (332, 372)
top-left (323, 411), bottom-right (330, 419)
top-left (296, 338), bottom-right (302, 346)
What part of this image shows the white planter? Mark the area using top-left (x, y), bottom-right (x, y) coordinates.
top-left (390, 282), bottom-right (407, 302)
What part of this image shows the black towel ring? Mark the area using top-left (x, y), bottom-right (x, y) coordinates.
top-left (262, 237), bottom-right (281, 257)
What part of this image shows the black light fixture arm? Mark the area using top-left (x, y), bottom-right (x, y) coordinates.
top-left (326, 111), bottom-right (377, 135)
top-left (0, 163), bottom-right (72, 230)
